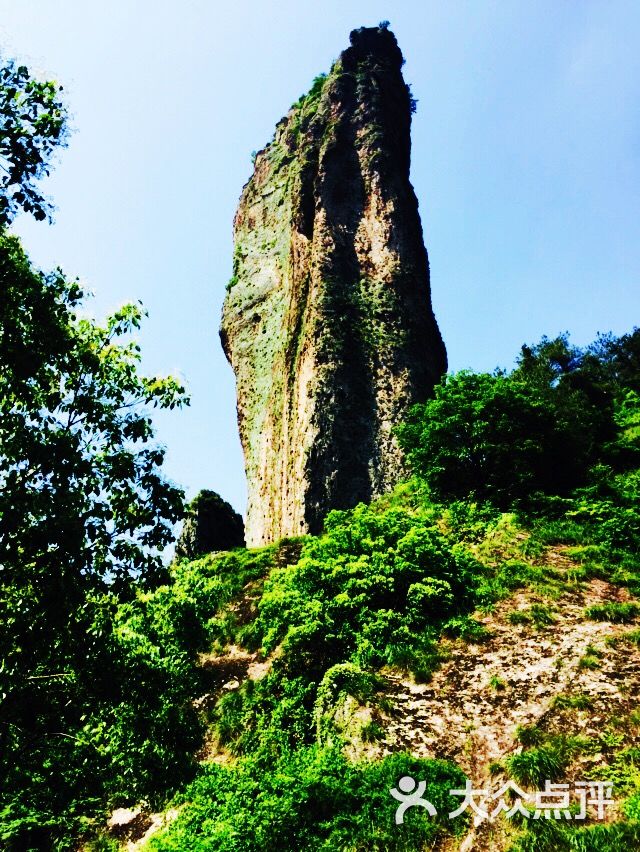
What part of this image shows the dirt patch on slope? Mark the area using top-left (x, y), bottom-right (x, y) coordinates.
top-left (363, 548), bottom-right (640, 849)
top-left (379, 579), bottom-right (638, 781)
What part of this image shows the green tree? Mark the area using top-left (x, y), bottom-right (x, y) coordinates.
top-left (0, 233), bottom-right (187, 593)
top-left (514, 333), bottom-right (639, 467)
top-left (0, 233), bottom-right (193, 846)
top-left (0, 58), bottom-right (68, 225)
top-left (0, 52), bottom-right (205, 847)
top-left (585, 328), bottom-right (640, 395)
top-left (397, 368), bottom-right (601, 506)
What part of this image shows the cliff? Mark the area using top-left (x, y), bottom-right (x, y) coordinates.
top-left (221, 25), bottom-right (447, 546)
top-left (175, 490), bottom-right (245, 560)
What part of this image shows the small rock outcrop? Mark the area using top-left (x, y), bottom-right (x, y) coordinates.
top-left (175, 490), bottom-right (244, 559)
top-left (221, 25), bottom-right (447, 546)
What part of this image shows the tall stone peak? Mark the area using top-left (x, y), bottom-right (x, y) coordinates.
top-left (342, 24), bottom-right (404, 70)
top-left (221, 26), bottom-right (447, 547)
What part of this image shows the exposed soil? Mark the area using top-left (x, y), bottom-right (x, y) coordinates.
top-left (365, 548), bottom-right (640, 850)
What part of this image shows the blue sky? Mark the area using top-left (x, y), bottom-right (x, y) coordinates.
top-left (2, 1), bottom-right (639, 516)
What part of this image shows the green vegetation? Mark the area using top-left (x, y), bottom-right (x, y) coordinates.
top-left (511, 738), bottom-right (640, 850)
top-left (147, 750), bottom-right (466, 852)
top-left (254, 504), bottom-right (483, 680)
top-left (489, 674), bottom-right (507, 691)
top-left (584, 601), bottom-right (640, 623)
top-left (2, 50), bottom-right (640, 852)
top-left (360, 720), bottom-right (386, 743)
top-left (508, 609), bottom-right (533, 626)
top-left (397, 332), bottom-right (640, 511)
top-left (578, 654), bottom-right (601, 670)
top-left (578, 644), bottom-right (604, 670)
top-left (290, 72), bottom-right (327, 113)
top-left (552, 693), bottom-right (594, 711)
top-left (505, 740), bottom-right (571, 790)
top-left (0, 57), bottom-right (68, 224)
top-left (619, 628), bottom-right (640, 645)
top-left (508, 603), bottom-right (556, 628)
top-left (506, 737), bottom-right (577, 787)
top-left (0, 55), bottom-right (198, 848)
top-left (442, 613), bottom-right (490, 642)
top-left (145, 322), bottom-right (640, 851)
top-left (511, 819), bottom-right (640, 852)
top-left (0, 234), bottom-right (197, 844)
top-left (515, 724), bottom-right (546, 747)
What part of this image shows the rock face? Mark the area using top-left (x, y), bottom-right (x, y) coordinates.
top-left (221, 25), bottom-right (447, 547)
top-left (175, 490), bottom-right (245, 559)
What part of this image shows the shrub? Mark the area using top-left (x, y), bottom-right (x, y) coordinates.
top-left (508, 610), bottom-right (532, 626)
top-left (254, 504), bottom-right (483, 680)
top-left (516, 725), bottom-right (545, 747)
top-left (442, 615), bottom-right (490, 642)
top-left (147, 748), bottom-right (467, 852)
top-left (552, 694), bottom-right (593, 711)
top-left (314, 663), bottom-right (381, 743)
top-left (512, 819), bottom-right (640, 851)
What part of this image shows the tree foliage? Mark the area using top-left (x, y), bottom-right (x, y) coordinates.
top-left (397, 333), bottom-right (639, 507)
top-left (0, 232), bottom-right (187, 595)
top-left (0, 58), bottom-right (68, 225)
top-left (0, 233), bottom-right (193, 847)
top-left (148, 748), bottom-right (465, 852)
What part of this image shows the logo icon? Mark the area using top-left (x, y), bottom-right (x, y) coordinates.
top-left (389, 776), bottom-right (437, 824)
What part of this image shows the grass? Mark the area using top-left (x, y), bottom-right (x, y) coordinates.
top-left (511, 819), bottom-right (640, 851)
top-left (508, 610), bottom-right (532, 626)
top-left (599, 729), bottom-right (625, 749)
top-left (516, 724), bottom-right (545, 747)
top-left (578, 644), bottom-right (604, 670)
top-left (478, 559), bottom-right (567, 604)
top-left (507, 603), bottom-right (555, 629)
top-left (551, 693), bottom-right (593, 711)
top-left (506, 737), bottom-right (575, 787)
top-left (360, 720), bottom-right (385, 743)
top-left (442, 615), bottom-right (490, 642)
top-left (598, 746), bottom-right (640, 791)
top-left (530, 518), bottom-right (586, 546)
top-left (584, 602), bottom-right (640, 623)
top-left (530, 603), bottom-right (556, 627)
top-left (578, 654), bottom-right (601, 669)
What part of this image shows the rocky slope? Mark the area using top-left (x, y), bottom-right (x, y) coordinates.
top-left (111, 531), bottom-right (640, 851)
top-left (221, 25), bottom-right (447, 546)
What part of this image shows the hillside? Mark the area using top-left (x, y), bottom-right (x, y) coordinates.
top-left (80, 321), bottom-right (640, 852)
top-left (101, 485), bottom-right (640, 852)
